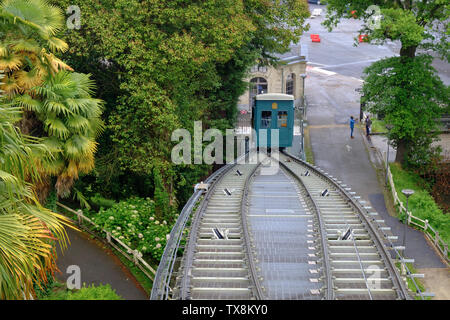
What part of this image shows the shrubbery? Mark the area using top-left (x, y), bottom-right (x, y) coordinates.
top-left (40, 284), bottom-right (121, 300)
top-left (390, 163), bottom-right (450, 244)
top-left (92, 197), bottom-right (173, 260)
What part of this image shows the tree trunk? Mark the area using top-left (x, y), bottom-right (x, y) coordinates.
top-left (395, 139), bottom-right (407, 164)
top-left (400, 45), bottom-right (417, 59)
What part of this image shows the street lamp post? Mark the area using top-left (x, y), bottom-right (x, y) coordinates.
top-left (401, 189), bottom-right (414, 255)
top-left (385, 124), bottom-right (394, 186)
top-left (300, 73), bottom-right (306, 116)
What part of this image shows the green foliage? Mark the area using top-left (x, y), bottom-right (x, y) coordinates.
top-left (90, 193), bottom-right (116, 210)
top-left (41, 283), bottom-right (122, 300)
top-left (0, 97), bottom-right (71, 299)
top-left (153, 167), bottom-right (172, 220)
top-left (362, 55), bottom-right (449, 167)
top-left (390, 163), bottom-right (450, 244)
top-left (323, 0), bottom-right (449, 61)
top-left (92, 197), bottom-right (172, 261)
top-left (50, 0), bottom-right (310, 206)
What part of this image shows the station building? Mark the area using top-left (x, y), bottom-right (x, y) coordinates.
top-left (237, 45), bottom-right (307, 112)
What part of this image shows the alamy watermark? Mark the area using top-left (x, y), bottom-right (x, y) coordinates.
top-left (66, 5), bottom-right (81, 30)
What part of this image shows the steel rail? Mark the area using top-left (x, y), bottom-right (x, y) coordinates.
top-left (151, 154), bottom-right (246, 300)
top-left (277, 156), bottom-right (334, 300)
top-left (282, 150), bottom-right (411, 300)
top-left (240, 160), bottom-right (264, 299)
top-left (179, 153), bottom-right (259, 299)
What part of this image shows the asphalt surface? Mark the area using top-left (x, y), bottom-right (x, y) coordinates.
top-left (301, 5), bottom-right (446, 269)
top-left (56, 228), bottom-right (148, 300)
top-left (302, 4), bottom-right (449, 84)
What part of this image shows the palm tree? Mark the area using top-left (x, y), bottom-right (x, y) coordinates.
top-left (1, 0), bottom-right (103, 199)
top-left (0, 0), bottom-right (72, 98)
top-left (0, 70), bottom-right (71, 300)
top-left (22, 71), bottom-right (104, 198)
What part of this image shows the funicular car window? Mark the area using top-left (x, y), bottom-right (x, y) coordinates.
top-left (261, 111), bottom-right (272, 129)
top-left (278, 111), bottom-right (288, 128)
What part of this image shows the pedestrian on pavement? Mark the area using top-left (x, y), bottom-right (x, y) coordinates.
top-left (349, 116), bottom-right (356, 139)
top-left (365, 115), bottom-right (372, 137)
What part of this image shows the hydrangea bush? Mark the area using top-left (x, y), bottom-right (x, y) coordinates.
top-left (92, 197), bottom-right (173, 260)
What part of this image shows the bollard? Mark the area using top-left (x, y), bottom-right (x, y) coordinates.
top-left (434, 232), bottom-right (439, 246)
top-left (106, 231), bottom-right (111, 244)
top-left (424, 219), bottom-right (428, 231)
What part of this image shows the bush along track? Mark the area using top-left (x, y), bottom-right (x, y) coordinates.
top-left (389, 163), bottom-right (449, 253)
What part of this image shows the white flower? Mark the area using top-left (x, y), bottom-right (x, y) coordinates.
top-left (156, 243), bottom-right (161, 249)
top-left (162, 220), bottom-right (167, 225)
top-left (119, 236), bottom-right (124, 240)
top-left (166, 234), bottom-right (170, 241)
top-left (138, 233), bottom-right (143, 239)
top-left (155, 237), bottom-right (160, 242)
top-left (109, 216), bottom-right (114, 220)
top-left (117, 227), bottom-right (121, 230)
top-left (142, 246), bottom-right (147, 251)
top-left (150, 217), bottom-right (155, 221)
top-left (133, 210), bottom-right (138, 214)
top-left (127, 223), bottom-right (132, 227)
top-left (155, 220), bottom-right (160, 225)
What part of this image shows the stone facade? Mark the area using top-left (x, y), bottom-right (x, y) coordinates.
top-left (237, 52), bottom-right (307, 112)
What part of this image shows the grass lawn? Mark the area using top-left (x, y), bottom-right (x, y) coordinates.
top-left (389, 162), bottom-right (450, 245)
top-left (370, 119), bottom-right (387, 133)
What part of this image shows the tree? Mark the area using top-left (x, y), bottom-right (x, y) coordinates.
top-left (323, 0), bottom-right (449, 61)
top-left (1, 0), bottom-right (104, 200)
top-left (323, 0), bottom-right (449, 163)
top-left (0, 71), bottom-right (70, 300)
top-left (362, 55), bottom-right (449, 166)
top-left (14, 71), bottom-right (104, 198)
top-left (50, 0), bottom-right (310, 204)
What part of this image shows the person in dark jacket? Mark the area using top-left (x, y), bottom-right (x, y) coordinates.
top-left (365, 116), bottom-right (372, 136)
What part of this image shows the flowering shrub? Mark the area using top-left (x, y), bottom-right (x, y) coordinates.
top-left (92, 197), bottom-right (172, 261)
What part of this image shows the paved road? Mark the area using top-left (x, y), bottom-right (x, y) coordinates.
top-left (301, 4), bottom-right (449, 84)
top-left (301, 5), bottom-right (446, 270)
top-left (56, 228), bottom-right (148, 300)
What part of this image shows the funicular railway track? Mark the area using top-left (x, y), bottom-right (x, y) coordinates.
top-left (155, 151), bottom-right (411, 300)
top-left (278, 151), bottom-right (410, 300)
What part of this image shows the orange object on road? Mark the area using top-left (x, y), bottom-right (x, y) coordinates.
top-left (351, 10), bottom-right (357, 18)
top-left (310, 34), bottom-right (321, 42)
top-left (359, 34), bottom-right (368, 42)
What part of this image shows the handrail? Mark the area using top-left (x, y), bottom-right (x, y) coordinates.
top-left (386, 166), bottom-right (449, 261)
top-left (55, 202), bottom-right (157, 283)
top-left (282, 150), bottom-right (411, 300)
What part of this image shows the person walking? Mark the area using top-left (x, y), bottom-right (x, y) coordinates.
top-left (349, 116), bottom-right (356, 139)
top-left (365, 115), bottom-right (372, 137)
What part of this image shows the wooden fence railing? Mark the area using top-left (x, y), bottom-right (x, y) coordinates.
top-left (56, 202), bottom-right (157, 281)
top-left (386, 168), bottom-right (449, 261)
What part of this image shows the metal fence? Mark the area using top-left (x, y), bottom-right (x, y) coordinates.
top-left (386, 168), bottom-right (449, 261)
top-left (56, 202), bottom-right (157, 282)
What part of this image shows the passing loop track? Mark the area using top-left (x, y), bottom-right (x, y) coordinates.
top-left (156, 150), bottom-right (410, 300)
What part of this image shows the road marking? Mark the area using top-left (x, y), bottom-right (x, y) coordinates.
top-left (308, 67), bottom-right (337, 76)
top-left (346, 144), bottom-right (352, 152)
